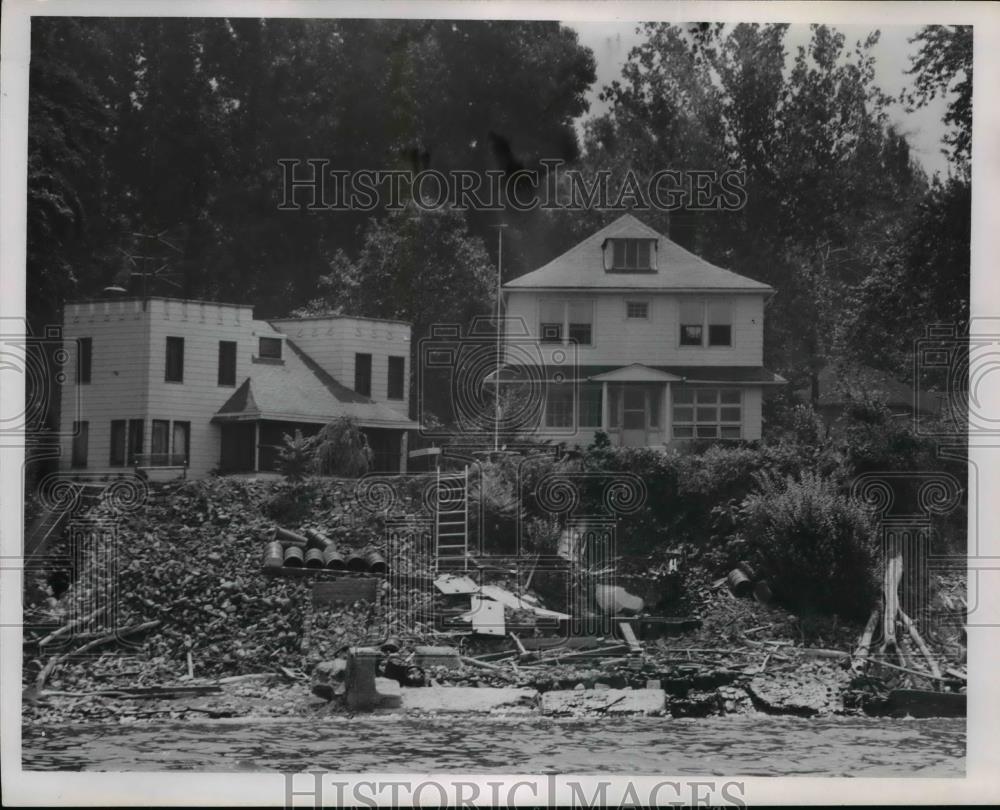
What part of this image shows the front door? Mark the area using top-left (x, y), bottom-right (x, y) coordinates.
top-left (220, 423), bottom-right (255, 472)
top-left (621, 386), bottom-right (647, 447)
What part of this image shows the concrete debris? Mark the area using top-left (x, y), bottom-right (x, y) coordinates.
top-left (540, 688), bottom-right (666, 716)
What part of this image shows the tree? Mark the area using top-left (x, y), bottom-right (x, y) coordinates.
top-left (905, 25), bottom-right (972, 171)
top-left (313, 418), bottom-right (373, 478)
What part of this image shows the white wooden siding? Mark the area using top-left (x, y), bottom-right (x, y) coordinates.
top-left (269, 316), bottom-right (411, 414)
top-left (504, 291), bottom-right (765, 367)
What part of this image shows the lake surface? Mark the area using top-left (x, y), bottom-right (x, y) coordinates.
top-left (23, 715), bottom-right (964, 776)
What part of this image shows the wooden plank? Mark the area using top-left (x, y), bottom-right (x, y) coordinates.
top-left (471, 596), bottom-right (506, 636)
top-left (619, 621), bottom-right (643, 653)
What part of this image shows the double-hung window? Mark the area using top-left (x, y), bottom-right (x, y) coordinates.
top-left (679, 299), bottom-right (733, 347)
top-left (544, 382), bottom-right (575, 428)
top-left (539, 299), bottom-right (593, 346)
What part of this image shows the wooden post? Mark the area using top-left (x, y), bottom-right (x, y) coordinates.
top-left (252, 421), bottom-right (260, 472)
top-left (399, 431), bottom-right (408, 473)
top-left (601, 382), bottom-right (609, 434)
top-left (345, 647), bottom-right (379, 711)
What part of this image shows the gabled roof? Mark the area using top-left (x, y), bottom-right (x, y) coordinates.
top-left (504, 213), bottom-right (772, 292)
top-left (214, 337), bottom-right (417, 428)
top-left (588, 364), bottom-right (685, 383)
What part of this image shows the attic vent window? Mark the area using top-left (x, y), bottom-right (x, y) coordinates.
top-left (608, 238), bottom-right (655, 272)
top-left (258, 337), bottom-right (283, 360)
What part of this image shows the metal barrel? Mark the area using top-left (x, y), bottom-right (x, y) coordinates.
top-left (283, 545), bottom-right (305, 567)
top-left (346, 551), bottom-right (369, 573)
top-left (322, 546), bottom-right (347, 570)
top-left (304, 528), bottom-right (334, 551)
top-left (726, 568), bottom-right (752, 597)
top-left (275, 527), bottom-right (310, 548)
top-left (263, 541), bottom-right (284, 568)
top-left (304, 548), bottom-right (325, 568)
top-left (366, 549), bottom-right (388, 575)
top-left (737, 560), bottom-right (757, 581)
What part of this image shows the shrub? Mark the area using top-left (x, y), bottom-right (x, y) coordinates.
top-left (275, 430), bottom-right (317, 481)
top-left (314, 417), bottom-right (373, 478)
top-left (734, 470), bottom-right (879, 619)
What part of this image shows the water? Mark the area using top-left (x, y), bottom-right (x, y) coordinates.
top-left (23, 716), bottom-right (964, 776)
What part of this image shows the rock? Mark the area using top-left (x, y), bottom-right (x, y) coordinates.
top-left (310, 658), bottom-right (346, 701)
top-left (374, 677), bottom-right (402, 708)
top-left (540, 688), bottom-right (666, 716)
top-left (594, 682), bottom-right (610, 690)
top-left (574, 682), bottom-right (585, 691)
top-left (401, 686), bottom-right (538, 714)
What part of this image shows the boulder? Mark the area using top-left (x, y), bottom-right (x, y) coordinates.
top-left (310, 658), bottom-right (346, 701)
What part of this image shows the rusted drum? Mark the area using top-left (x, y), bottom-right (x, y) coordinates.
top-left (323, 546), bottom-right (346, 570)
top-left (737, 560), bottom-right (757, 581)
top-left (304, 528), bottom-right (333, 551)
top-left (263, 541), bottom-right (284, 568)
top-left (275, 527), bottom-right (310, 547)
top-left (283, 545), bottom-right (305, 567)
top-left (304, 548), bottom-right (325, 568)
top-left (726, 568), bottom-right (752, 597)
top-left (346, 551), bottom-right (369, 573)
top-left (366, 549), bottom-right (388, 574)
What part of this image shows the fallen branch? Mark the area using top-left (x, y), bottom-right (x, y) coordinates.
top-left (852, 607), bottom-right (880, 674)
top-left (867, 656), bottom-right (953, 683)
top-left (38, 605), bottom-right (108, 648)
top-left (899, 608), bottom-right (942, 681)
top-left (460, 655), bottom-right (504, 671)
top-left (63, 621), bottom-right (162, 658)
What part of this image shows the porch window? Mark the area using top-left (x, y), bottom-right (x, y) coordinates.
top-left (544, 383), bottom-right (574, 428)
top-left (110, 420), bottom-right (127, 466)
top-left (672, 387), bottom-right (742, 439)
top-left (172, 421), bottom-right (191, 466)
top-left (152, 419), bottom-right (170, 462)
top-left (579, 383), bottom-right (602, 427)
top-left (71, 421), bottom-right (89, 468)
top-left (128, 419), bottom-right (144, 465)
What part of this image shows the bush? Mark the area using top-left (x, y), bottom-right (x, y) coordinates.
top-left (733, 471), bottom-right (879, 619)
top-left (275, 430), bottom-right (318, 481)
top-left (314, 417), bottom-right (372, 477)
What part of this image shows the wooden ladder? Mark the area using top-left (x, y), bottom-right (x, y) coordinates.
top-left (434, 465), bottom-right (469, 572)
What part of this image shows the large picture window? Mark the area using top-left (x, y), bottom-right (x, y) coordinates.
top-left (672, 387), bottom-right (742, 439)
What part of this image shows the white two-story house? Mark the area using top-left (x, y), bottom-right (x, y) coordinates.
top-left (499, 214), bottom-right (785, 447)
top-left (58, 297), bottom-right (417, 477)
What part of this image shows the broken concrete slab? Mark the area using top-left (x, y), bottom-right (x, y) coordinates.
top-left (540, 688), bottom-right (666, 716)
top-left (413, 645), bottom-right (461, 669)
top-left (400, 686), bottom-right (538, 714)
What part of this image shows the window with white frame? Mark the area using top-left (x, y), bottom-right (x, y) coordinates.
top-left (538, 299), bottom-right (594, 346)
top-left (626, 301), bottom-right (649, 319)
top-left (544, 382), bottom-right (575, 428)
top-left (678, 299), bottom-right (733, 347)
top-left (608, 239), bottom-right (655, 271)
top-left (672, 387), bottom-right (742, 439)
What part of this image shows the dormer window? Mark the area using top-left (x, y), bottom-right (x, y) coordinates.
top-left (606, 238), bottom-right (656, 272)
